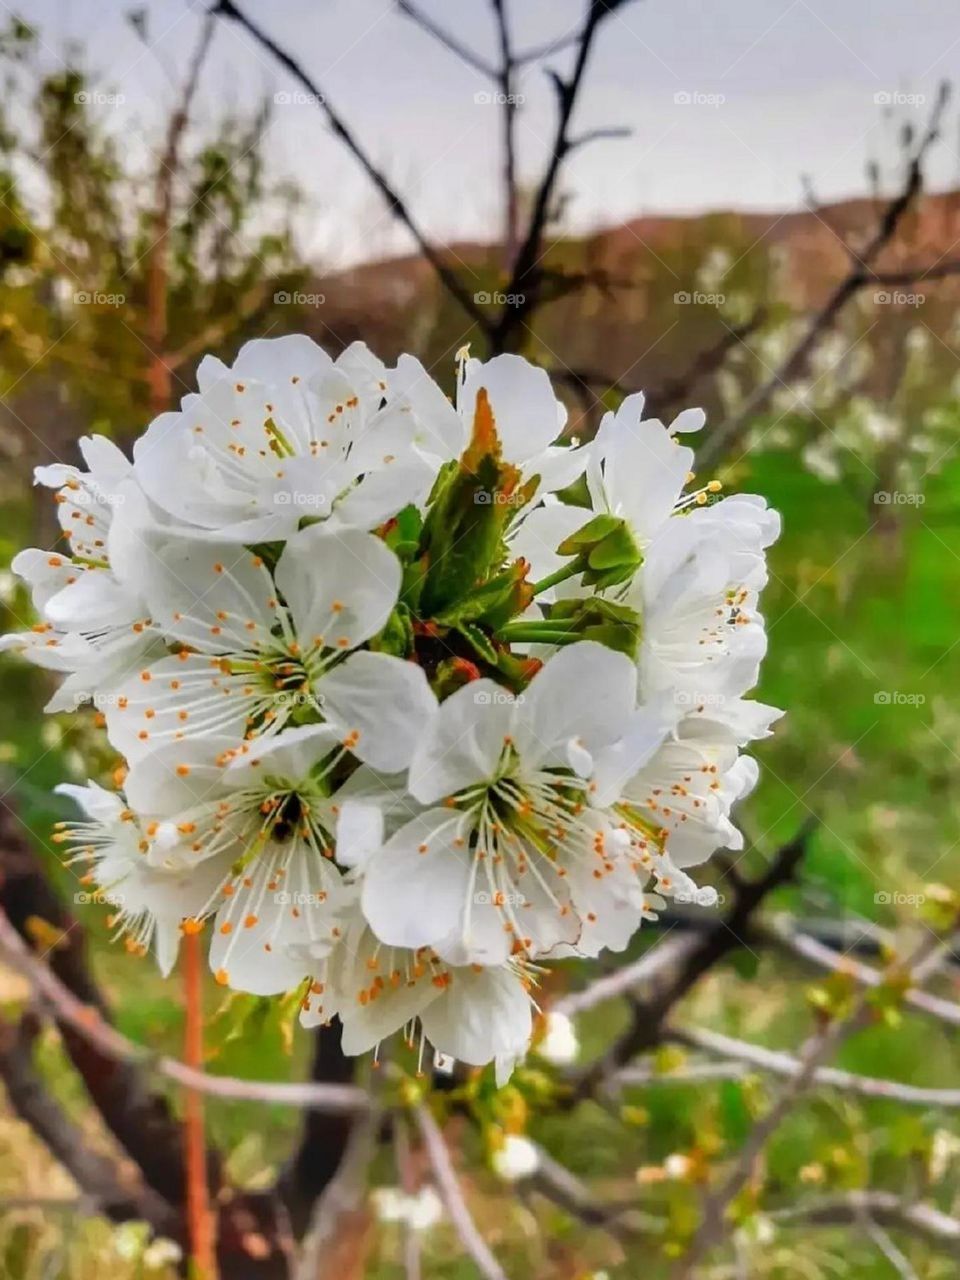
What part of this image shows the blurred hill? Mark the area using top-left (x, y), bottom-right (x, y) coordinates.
top-left (307, 190), bottom-right (960, 413)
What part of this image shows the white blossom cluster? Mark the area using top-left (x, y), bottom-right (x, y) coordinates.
top-left (3, 335), bottom-right (781, 1082)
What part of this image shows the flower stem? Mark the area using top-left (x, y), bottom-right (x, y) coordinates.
top-left (498, 624), bottom-right (580, 646)
top-left (531, 560), bottom-right (581, 596)
top-left (182, 930), bottom-right (218, 1279)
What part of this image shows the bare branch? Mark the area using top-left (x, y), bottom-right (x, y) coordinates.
top-left (771, 1192), bottom-right (960, 1258)
top-left (492, 0), bottom-right (635, 352)
top-left (555, 932), bottom-right (698, 1016)
top-left (665, 1024), bottom-right (960, 1107)
top-left (396, 1), bottom-right (495, 76)
top-left (414, 1105), bottom-right (507, 1280)
top-left (766, 914), bottom-right (960, 1028)
top-left (671, 926), bottom-right (955, 1277)
top-left (0, 905), bottom-right (370, 1115)
top-left (0, 1011), bottom-right (177, 1235)
top-left (490, 0), bottom-right (520, 266)
top-left (213, 0), bottom-right (489, 331)
top-left (697, 83), bottom-right (951, 469)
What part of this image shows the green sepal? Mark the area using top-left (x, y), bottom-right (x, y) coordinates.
top-left (547, 596), bottom-right (642, 659)
top-left (417, 387), bottom-right (536, 616)
top-left (369, 601), bottom-right (415, 658)
top-left (555, 513), bottom-right (642, 590)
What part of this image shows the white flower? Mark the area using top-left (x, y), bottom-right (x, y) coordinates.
top-left (54, 781), bottom-right (223, 975)
top-left (536, 1010), bottom-right (579, 1065)
top-left (133, 336), bottom-right (457, 542)
top-left (300, 902), bottom-right (534, 1085)
top-left (106, 524), bottom-right (434, 769)
top-left (592, 709), bottom-right (771, 913)
top-left (458, 354), bottom-right (587, 495)
top-left (358, 642), bottom-right (641, 967)
top-left (0, 437), bottom-right (159, 711)
top-left (585, 393), bottom-right (707, 547)
top-left (124, 725), bottom-right (355, 993)
top-left (636, 492), bottom-right (780, 716)
top-left (372, 1185), bottom-right (443, 1231)
top-left (491, 1134), bottom-right (540, 1182)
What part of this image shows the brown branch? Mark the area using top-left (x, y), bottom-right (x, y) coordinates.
top-left (555, 932), bottom-right (698, 1017)
top-left (414, 1105), bottom-right (508, 1280)
top-left (147, 9), bottom-right (217, 417)
top-left (0, 901), bottom-right (369, 1113)
top-left (213, 0), bottom-right (489, 331)
top-left (0, 807), bottom-right (189, 1206)
top-left (664, 1024), bottom-right (960, 1107)
top-left (671, 927), bottom-right (955, 1277)
top-left (0, 1011), bottom-right (177, 1235)
top-left (697, 83), bottom-right (951, 469)
top-left (491, 0), bottom-right (637, 352)
top-left (571, 818), bottom-right (817, 1099)
top-left (770, 1191), bottom-right (960, 1257)
top-left (490, 0), bottom-right (519, 267)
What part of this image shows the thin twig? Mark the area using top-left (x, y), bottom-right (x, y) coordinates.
top-left (770, 1192), bottom-right (960, 1258)
top-left (697, 84), bottom-right (951, 468)
top-left (555, 933), bottom-right (698, 1016)
top-left (213, 0), bottom-right (489, 331)
top-left (414, 1105), bottom-right (507, 1280)
top-left (492, 0), bottom-right (636, 352)
top-left (664, 1024), bottom-right (960, 1108)
top-left (766, 914), bottom-right (960, 1027)
top-left (671, 927), bottom-right (956, 1277)
top-left (0, 906), bottom-right (370, 1114)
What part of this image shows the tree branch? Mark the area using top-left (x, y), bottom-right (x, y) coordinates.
top-left (0, 903), bottom-right (370, 1115)
top-left (697, 83), bottom-right (951, 469)
top-left (664, 1024), bottom-right (960, 1108)
top-left (414, 1105), bottom-right (507, 1280)
top-left (213, 0), bottom-right (489, 331)
top-left (0, 1011), bottom-right (177, 1236)
top-left (771, 1192), bottom-right (960, 1258)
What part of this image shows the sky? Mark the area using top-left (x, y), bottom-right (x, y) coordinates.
top-left (23, 0), bottom-right (960, 266)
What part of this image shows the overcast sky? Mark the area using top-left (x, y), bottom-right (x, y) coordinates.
top-left (24, 0), bottom-right (960, 265)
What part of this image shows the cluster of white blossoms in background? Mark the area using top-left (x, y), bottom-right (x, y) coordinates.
top-left (2, 335), bottom-right (781, 1083)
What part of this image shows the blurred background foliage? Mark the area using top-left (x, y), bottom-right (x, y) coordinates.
top-left (0, 11), bottom-right (959, 1280)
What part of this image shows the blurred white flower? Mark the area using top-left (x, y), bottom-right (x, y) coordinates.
top-left (492, 1134), bottom-right (540, 1182)
top-left (536, 1010), bottom-right (579, 1065)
